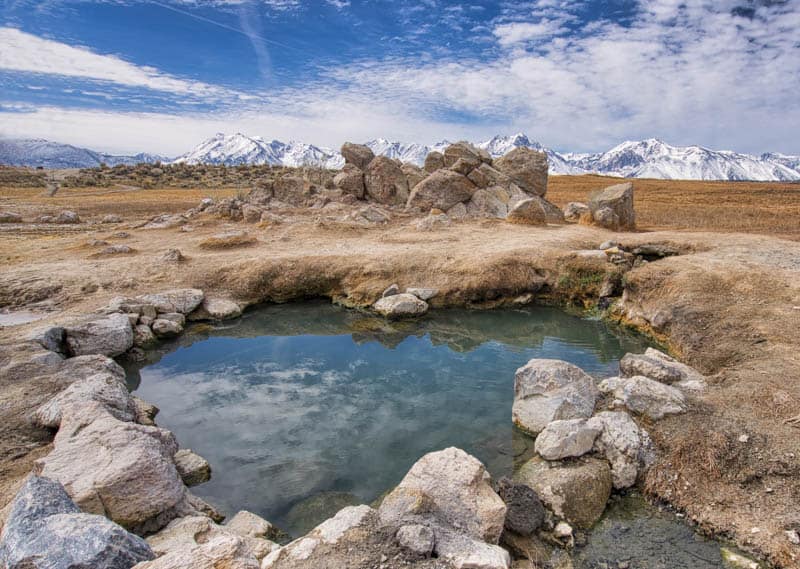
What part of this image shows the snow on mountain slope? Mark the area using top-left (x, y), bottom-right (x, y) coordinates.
top-left (0, 139), bottom-right (166, 169)
top-left (3, 133), bottom-right (798, 181)
top-left (173, 133), bottom-right (342, 168)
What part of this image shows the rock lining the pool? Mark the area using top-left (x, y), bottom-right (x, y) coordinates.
top-left (0, 282), bottom-right (713, 569)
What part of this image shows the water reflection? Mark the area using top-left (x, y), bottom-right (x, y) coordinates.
top-left (125, 302), bottom-right (650, 537)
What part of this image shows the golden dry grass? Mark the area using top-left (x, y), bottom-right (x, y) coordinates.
top-left (0, 186), bottom-right (238, 219)
top-left (548, 175), bottom-right (800, 239)
top-left (198, 231), bottom-right (257, 250)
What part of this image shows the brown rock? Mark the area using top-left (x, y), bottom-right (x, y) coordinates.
top-left (493, 148), bottom-right (548, 196)
top-left (406, 169), bottom-right (476, 211)
top-left (333, 164), bottom-right (365, 199)
top-left (340, 142), bottom-right (375, 170)
top-left (423, 151), bottom-right (445, 173)
top-left (363, 156), bottom-right (408, 205)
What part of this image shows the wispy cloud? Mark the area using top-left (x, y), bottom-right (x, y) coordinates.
top-left (0, 27), bottom-right (243, 102)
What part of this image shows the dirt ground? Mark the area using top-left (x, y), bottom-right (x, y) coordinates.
top-left (1, 178), bottom-right (799, 567)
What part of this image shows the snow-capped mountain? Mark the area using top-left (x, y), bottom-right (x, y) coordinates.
top-left (575, 138), bottom-right (800, 181)
top-left (173, 133), bottom-right (343, 168)
top-left (0, 138), bottom-right (167, 169)
top-left (2, 133), bottom-right (799, 181)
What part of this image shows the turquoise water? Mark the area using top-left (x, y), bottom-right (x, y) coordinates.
top-left (126, 302), bottom-right (650, 537)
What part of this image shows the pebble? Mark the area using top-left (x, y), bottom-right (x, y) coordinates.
top-left (738, 434), bottom-right (749, 443)
top-left (787, 530), bottom-right (800, 545)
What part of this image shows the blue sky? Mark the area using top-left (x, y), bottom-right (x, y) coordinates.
top-left (1, 0), bottom-right (798, 156)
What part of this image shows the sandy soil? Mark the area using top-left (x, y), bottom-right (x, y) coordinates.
top-left (1, 182), bottom-right (799, 567)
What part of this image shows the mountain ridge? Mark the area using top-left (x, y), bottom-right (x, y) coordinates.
top-left (1, 134), bottom-right (799, 182)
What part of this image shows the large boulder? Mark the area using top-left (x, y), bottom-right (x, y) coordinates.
top-left (363, 156), bottom-right (408, 205)
top-left (137, 289), bottom-right (204, 315)
top-left (372, 293), bottom-right (429, 319)
top-left (378, 447), bottom-right (507, 544)
top-left (512, 359), bottom-right (599, 435)
top-left (407, 169), bottom-right (476, 211)
top-left (65, 312), bottom-right (133, 357)
top-left (35, 408), bottom-right (188, 532)
top-left (467, 163), bottom-right (513, 190)
top-left (589, 182), bottom-right (635, 230)
top-left (443, 141), bottom-right (489, 169)
top-left (333, 164), bottom-right (365, 199)
top-left (506, 197), bottom-right (546, 225)
top-left (514, 457), bottom-right (612, 528)
top-left (31, 371), bottom-right (136, 428)
top-left (564, 202), bottom-right (590, 221)
top-left (599, 375), bottom-right (687, 420)
top-left (423, 151), bottom-right (445, 173)
top-left (586, 411), bottom-right (654, 489)
top-left (466, 188), bottom-right (508, 218)
top-left (401, 162), bottom-right (427, 189)
top-left (0, 475), bottom-right (154, 569)
top-left (187, 297), bottom-right (242, 321)
top-left (534, 418), bottom-right (600, 461)
top-left (341, 142), bottom-right (375, 170)
top-left (493, 148), bottom-right (548, 196)
top-left (620, 348), bottom-right (706, 390)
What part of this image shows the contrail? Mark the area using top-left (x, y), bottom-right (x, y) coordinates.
top-left (147, 0), bottom-right (309, 55)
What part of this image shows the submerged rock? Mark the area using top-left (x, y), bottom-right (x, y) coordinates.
top-left (0, 475), bottom-right (154, 569)
top-left (373, 293), bottom-right (429, 318)
top-left (514, 457), bottom-right (612, 529)
top-left (512, 359), bottom-right (599, 435)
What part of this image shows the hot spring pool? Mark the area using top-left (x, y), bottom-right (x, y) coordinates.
top-left (125, 302), bottom-right (728, 567)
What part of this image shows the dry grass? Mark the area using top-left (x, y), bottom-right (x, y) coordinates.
top-left (0, 186), bottom-right (238, 220)
top-left (548, 175), bottom-right (800, 239)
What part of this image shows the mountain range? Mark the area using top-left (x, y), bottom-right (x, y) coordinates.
top-left (2, 133), bottom-right (799, 182)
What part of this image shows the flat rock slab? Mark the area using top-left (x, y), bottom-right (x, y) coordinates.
top-left (373, 293), bottom-right (429, 319)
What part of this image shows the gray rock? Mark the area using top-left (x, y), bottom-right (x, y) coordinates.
top-left (333, 164), bottom-right (365, 199)
top-left (589, 182), bottom-right (635, 230)
top-left (137, 289), bottom-right (204, 315)
top-left (407, 169), bottom-right (476, 211)
top-left (102, 214), bottom-right (123, 223)
top-left (134, 324), bottom-right (157, 348)
top-left (401, 162), bottom-right (427, 189)
top-left (621, 348), bottom-right (706, 390)
top-left (373, 293), bottom-right (429, 319)
top-left (406, 287), bottom-right (438, 301)
top-left (0, 211), bottom-right (22, 223)
top-left (36, 409), bottom-right (187, 532)
top-left (512, 359), bottom-right (599, 435)
top-left (514, 457), bottom-right (612, 529)
top-left (242, 205), bottom-right (263, 223)
top-left (587, 411), bottom-right (654, 489)
top-left (31, 371), bottom-right (136, 428)
top-left (599, 375), bottom-right (687, 420)
top-left (378, 447), bottom-right (506, 544)
top-left (495, 477), bottom-right (545, 536)
top-left (132, 396), bottom-right (159, 426)
top-left (395, 524), bottom-right (435, 557)
top-left (447, 202), bottom-right (468, 220)
top-left (152, 318), bottom-right (183, 337)
top-left (341, 142), bottom-right (375, 170)
top-left (450, 156), bottom-right (481, 176)
top-left (364, 156), bottom-right (408, 205)
top-left (272, 176), bottom-right (310, 205)
top-left (0, 475), bottom-right (154, 569)
top-left (534, 418), bottom-right (600, 460)
top-left (263, 505), bottom-right (375, 567)
top-left (55, 210), bottom-right (81, 224)
top-left (423, 151), bottom-right (445, 173)
top-left (415, 213), bottom-right (451, 231)
top-left (31, 326), bottom-right (67, 355)
top-left (493, 148), bottom-right (548, 196)
top-left (443, 141), bottom-right (489, 168)
top-left (506, 197), bottom-right (546, 225)
top-left (467, 188), bottom-right (508, 218)
top-left (382, 283), bottom-right (400, 297)
top-left (187, 297), bottom-right (242, 321)
top-left (225, 510), bottom-right (280, 541)
top-left (174, 449), bottom-right (211, 487)
top-left (65, 312), bottom-right (133, 357)
top-left (564, 202), bottom-right (590, 221)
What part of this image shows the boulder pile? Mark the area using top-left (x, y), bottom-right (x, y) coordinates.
top-left (509, 350), bottom-right (703, 533)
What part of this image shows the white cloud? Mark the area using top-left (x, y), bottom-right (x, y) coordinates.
top-left (493, 20), bottom-right (567, 46)
top-left (0, 27), bottom-right (239, 101)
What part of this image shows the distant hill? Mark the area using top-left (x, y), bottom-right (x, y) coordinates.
top-left (0, 138), bottom-right (167, 169)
